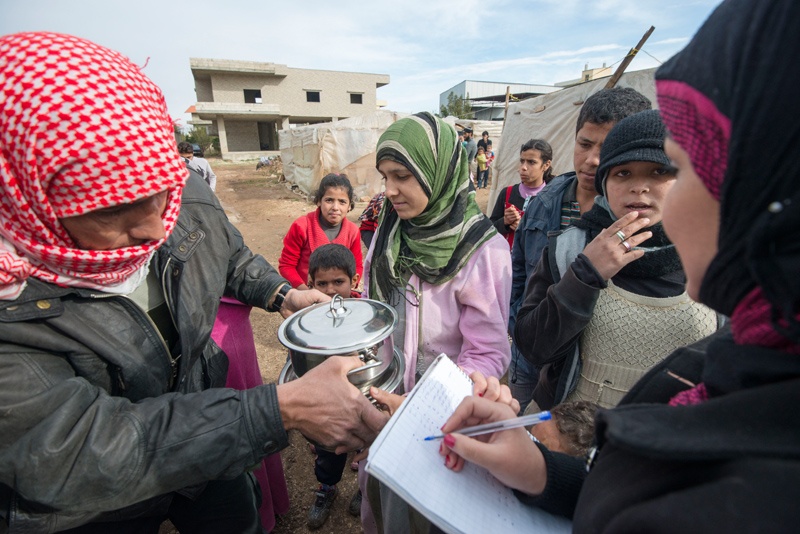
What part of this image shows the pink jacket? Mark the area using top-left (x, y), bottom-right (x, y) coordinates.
top-left (364, 233), bottom-right (512, 391)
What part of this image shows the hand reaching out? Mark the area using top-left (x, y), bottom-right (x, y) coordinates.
top-left (470, 371), bottom-right (520, 413)
top-left (370, 386), bottom-right (405, 416)
top-left (276, 355), bottom-right (389, 454)
top-left (280, 287), bottom-right (330, 318)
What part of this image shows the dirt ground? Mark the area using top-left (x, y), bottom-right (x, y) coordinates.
top-left (207, 158), bottom-right (492, 533)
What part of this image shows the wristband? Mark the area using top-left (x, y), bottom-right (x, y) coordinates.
top-left (267, 283), bottom-right (291, 313)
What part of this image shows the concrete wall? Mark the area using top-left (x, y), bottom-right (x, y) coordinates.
top-left (195, 78), bottom-right (213, 102)
top-left (198, 64), bottom-right (387, 123)
top-left (191, 59), bottom-right (388, 158)
top-left (269, 68), bottom-right (386, 120)
top-left (225, 120), bottom-right (260, 151)
top-left (209, 74), bottom-right (280, 104)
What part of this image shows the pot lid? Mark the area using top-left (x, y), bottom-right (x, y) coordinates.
top-left (278, 295), bottom-right (398, 355)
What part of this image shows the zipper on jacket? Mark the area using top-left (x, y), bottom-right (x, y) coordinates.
top-left (122, 295), bottom-right (179, 388)
top-left (160, 258), bottom-right (179, 331)
top-left (160, 256), bottom-right (182, 386)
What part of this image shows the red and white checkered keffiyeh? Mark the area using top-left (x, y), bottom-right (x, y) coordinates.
top-left (0, 32), bottom-right (187, 299)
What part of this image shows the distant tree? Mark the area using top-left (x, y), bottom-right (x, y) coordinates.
top-left (185, 126), bottom-right (217, 156)
top-left (439, 92), bottom-right (474, 119)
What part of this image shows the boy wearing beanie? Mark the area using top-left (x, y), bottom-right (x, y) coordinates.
top-left (509, 87), bottom-right (651, 413)
top-left (514, 110), bottom-right (719, 412)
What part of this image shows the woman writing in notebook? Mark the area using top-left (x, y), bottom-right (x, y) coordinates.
top-left (438, 0), bottom-right (800, 530)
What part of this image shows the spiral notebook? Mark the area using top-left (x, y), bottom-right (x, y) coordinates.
top-left (366, 354), bottom-right (571, 534)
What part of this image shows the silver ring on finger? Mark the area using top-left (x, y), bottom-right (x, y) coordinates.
top-left (615, 230), bottom-right (626, 243)
top-left (620, 240), bottom-right (632, 253)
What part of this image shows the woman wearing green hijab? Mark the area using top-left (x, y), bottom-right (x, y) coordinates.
top-left (360, 112), bottom-right (513, 533)
top-left (366, 112), bottom-right (512, 395)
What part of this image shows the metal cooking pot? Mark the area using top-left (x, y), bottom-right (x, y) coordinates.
top-left (277, 295), bottom-right (398, 387)
top-left (278, 347), bottom-right (405, 398)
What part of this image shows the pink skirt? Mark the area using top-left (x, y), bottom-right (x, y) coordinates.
top-left (211, 297), bottom-right (290, 532)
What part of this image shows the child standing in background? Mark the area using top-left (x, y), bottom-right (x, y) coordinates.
top-left (304, 244), bottom-right (363, 529)
top-left (279, 174), bottom-right (362, 290)
top-left (490, 139), bottom-right (553, 249)
top-left (476, 146), bottom-right (488, 189)
top-left (486, 141), bottom-right (495, 188)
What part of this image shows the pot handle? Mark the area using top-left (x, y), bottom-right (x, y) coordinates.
top-left (330, 294), bottom-right (346, 316)
top-left (346, 359), bottom-right (383, 376)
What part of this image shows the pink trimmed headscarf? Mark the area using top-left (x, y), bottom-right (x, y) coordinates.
top-left (0, 32), bottom-right (186, 299)
top-left (655, 0), bottom-right (800, 357)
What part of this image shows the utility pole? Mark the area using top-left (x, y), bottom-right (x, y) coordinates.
top-left (605, 26), bottom-right (655, 89)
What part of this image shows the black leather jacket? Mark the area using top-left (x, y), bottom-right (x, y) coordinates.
top-left (0, 176), bottom-right (290, 532)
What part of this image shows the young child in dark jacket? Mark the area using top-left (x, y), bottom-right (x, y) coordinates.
top-left (303, 244), bottom-right (363, 529)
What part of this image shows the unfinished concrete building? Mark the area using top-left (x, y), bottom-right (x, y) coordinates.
top-left (188, 58), bottom-right (389, 159)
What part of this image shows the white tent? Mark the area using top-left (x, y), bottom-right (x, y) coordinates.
top-left (279, 110), bottom-right (405, 200)
top-left (279, 111), bottom-right (503, 200)
top-left (488, 68), bottom-right (658, 210)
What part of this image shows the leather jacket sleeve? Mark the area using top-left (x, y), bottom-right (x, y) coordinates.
top-left (0, 339), bottom-right (287, 523)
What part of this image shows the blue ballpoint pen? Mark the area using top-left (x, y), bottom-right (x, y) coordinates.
top-left (423, 411), bottom-right (552, 441)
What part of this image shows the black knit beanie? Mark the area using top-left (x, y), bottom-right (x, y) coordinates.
top-left (595, 109), bottom-right (670, 195)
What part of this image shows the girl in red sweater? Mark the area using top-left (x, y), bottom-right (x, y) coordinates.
top-left (279, 173), bottom-right (363, 289)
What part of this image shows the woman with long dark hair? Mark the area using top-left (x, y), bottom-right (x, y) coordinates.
top-left (489, 138), bottom-right (554, 249)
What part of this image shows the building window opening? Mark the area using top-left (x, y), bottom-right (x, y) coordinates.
top-left (306, 91), bottom-right (321, 103)
top-left (350, 93), bottom-right (363, 104)
top-left (244, 89), bottom-right (262, 104)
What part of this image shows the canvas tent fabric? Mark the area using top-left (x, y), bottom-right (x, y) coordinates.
top-left (487, 68), bottom-right (657, 210)
top-left (279, 111), bottom-right (502, 199)
top-left (279, 110), bottom-right (404, 200)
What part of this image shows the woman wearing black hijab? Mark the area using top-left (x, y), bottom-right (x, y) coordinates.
top-left (436, 1), bottom-right (800, 531)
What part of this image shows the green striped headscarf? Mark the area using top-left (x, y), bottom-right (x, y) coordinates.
top-left (369, 112), bottom-right (497, 303)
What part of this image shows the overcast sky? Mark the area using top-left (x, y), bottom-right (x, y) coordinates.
top-left (1, 0), bottom-right (720, 127)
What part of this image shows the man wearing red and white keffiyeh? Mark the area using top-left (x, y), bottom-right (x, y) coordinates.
top-left (0, 32), bottom-right (388, 533)
top-left (0, 32), bottom-right (185, 300)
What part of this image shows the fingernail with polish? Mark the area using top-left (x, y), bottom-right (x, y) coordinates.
top-left (445, 454), bottom-right (451, 467)
top-left (443, 434), bottom-right (456, 448)
top-left (478, 392), bottom-right (483, 397)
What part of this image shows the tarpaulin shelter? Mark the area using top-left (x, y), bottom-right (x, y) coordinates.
top-left (488, 68), bottom-right (657, 210)
top-left (279, 110), bottom-right (404, 199)
top-left (279, 111), bottom-right (503, 199)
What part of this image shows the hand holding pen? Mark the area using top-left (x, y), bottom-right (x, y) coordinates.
top-left (438, 395), bottom-right (549, 497)
top-left (425, 410), bottom-right (551, 441)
